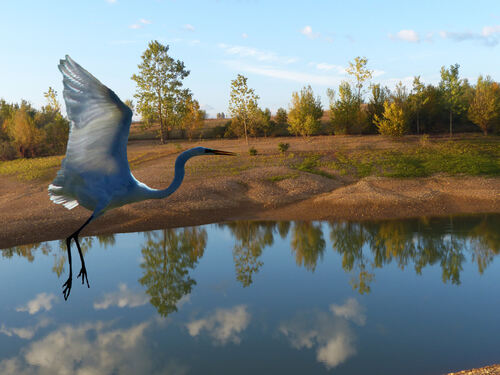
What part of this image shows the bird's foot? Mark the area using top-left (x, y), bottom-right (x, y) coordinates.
top-left (62, 277), bottom-right (72, 300)
top-left (77, 266), bottom-right (90, 288)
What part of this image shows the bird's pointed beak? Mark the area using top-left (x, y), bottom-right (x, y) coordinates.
top-left (210, 149), bottom-right (237, 156)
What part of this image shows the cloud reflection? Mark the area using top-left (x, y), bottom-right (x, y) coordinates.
top-left (279, 298), bottom-right (366, 369)
top-left (0, 320), bottom-right (188, 375)
top-left (186, 305), bottom-right (250, 345)
top-left (16, 293), bottom-right (57, 315)
top-left (93, 283), bottom-right (149, 310)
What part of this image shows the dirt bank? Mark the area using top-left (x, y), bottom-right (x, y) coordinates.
top-left (0, 137), bottom-right (499, 248)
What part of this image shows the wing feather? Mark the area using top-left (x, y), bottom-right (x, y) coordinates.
top-left (49, 56), bottom-right (133, 209)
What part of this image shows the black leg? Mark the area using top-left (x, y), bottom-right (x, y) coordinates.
top-left (62, 214), bottom-right (94, 300)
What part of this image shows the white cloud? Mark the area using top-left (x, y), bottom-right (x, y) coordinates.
top-left (242, 33), bottom-right (248, 39)
top-left (218, 43), bottom-right (297, 64)
top-left (482, 25), bottom-right (500, 36)
top-left (183, 24), bottom-right (195, 31)
top-left (94, 283), bottom-right (149, 310)
top-left (439, 25), bottom-right (500, 46)
top-left (129, 19), bottom-right (151, 30)
top-left (0, 320), bottom-right (189, 375)
top-left (222, 60), bottom-right (343, 86)
top-left (0, 319), bottom-right (50, 340)
top-left (389, 29), bottom-right (420, 43)
top-left (330, 298), bottom-right (366, 326)
top-left (311, 62), bottom-right (346, 74)
top-left (279, 299), bottom-right (366, 370)
top-left (301, 25), bottom-right (319, 39)
top-left (105, 0), bottom-right (117, 3)
top-left (16, 293), bottom-right (57, 315)
top-left (186, 305), bottom-right (250, 345)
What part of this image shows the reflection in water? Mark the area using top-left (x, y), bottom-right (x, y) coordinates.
top-left (279, 298), bottom-right (366, 369)
top-left (139, 227), bottom-right (207, 317)
top-left (186, 305), bottom-right (251, 345)
top-left (2, 215), bottom-right (499, 310)
top-left (0, 214), bottom-right (499, 374)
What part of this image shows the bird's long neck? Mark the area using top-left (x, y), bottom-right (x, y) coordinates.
top-left (142, 149), bottom-right (194, 200)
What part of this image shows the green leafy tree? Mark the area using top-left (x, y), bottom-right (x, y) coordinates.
top-left (228, 74), bottom-right (260, 145)
top-left (39, 87), bottom-right (69, 154)
top-left (275, 107), bottom-right (288, 125)
top-left (181, 95), bottom-right (206, 140)
top-left (374, 101), bottom-right (408, 137)
top-left (44, 87), bottom-right (60, 112)
top-left (367, 84), bottom-right (390, 133)
top-left (346, 56), bottom-right (373, 103)
top-left (439, 64), bottom-right (466, 137)
top-left (328, 83), bottom-right (366, 134)
top-left (139, 228), bottom-right (207, 317)
top-left (409, 76), bottom-right (429, 134)
top-left (468, 76), bottom-right (499, 135)
top-left (132, 40), bottom-right (190, 143)
top-left (288, 85), bottom-right (323, 138)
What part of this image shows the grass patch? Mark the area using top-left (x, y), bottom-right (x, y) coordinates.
top-left (267, 173), bottom-right (299, 182)
top-left (293, 155), bottom-right (334, 179)
top-left (0, 156), bottom-right (64, 181)
top-left (329, 140), bottom-right (500, 178)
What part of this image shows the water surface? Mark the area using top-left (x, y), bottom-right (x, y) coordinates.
top-left (1, 214), bottom-right (499, 374)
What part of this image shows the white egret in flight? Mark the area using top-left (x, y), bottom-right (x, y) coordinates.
top-left (49, 56), bottom-right (235, 300)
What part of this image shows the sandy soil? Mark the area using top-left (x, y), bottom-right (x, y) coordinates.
top-left (447, 364), bottom-right (500, 375)
top-left (0, 136), bottom-right (499, 248)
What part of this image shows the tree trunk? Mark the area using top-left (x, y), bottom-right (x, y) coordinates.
top-left (243, 119), bottom-right (249, 146)
top-left (449, 111), bottom-right (453, 137)
top-left (416, 111), bottom-right (420, 135)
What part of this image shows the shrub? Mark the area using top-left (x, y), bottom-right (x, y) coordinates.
top-left (0, 141), bottom-right (17, 160)
top-left (248, 147), bottom-right (258, 156)
top-left (278, 142), bottom-right (290, 153)
top-left (374, 101), bottom-right (408, 137)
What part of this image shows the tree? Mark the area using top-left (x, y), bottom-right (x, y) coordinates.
top-left (374, 101), bottom-right (408, 137)
top-left (275, 107), bottom-right (287, 125)
top-left (288, 85), bottom-right (323, 138)
top-left (216, 112), bottom-right (225, 119)
top-left (409, 76), bottom-right (429, 134)
top-left (44, 87), bottom-right (60, 112)
top-left (228, 74), bottom-right (259, 145)
top-left (181, 95), bottom-right (206, 140)
top-left (4, 108), bottom-right (45, 157)
top-left (439, 64), bottom-right (466, 137)
top-left (346, 56), bottom-right (373, 103)
top-left (131, 40), bottom-right (190, 143)
top-left (468, 76), bottom-right (498, 135)
top-left (327, 82), bottom-right (366, 134)
top-left (367, 84), bottom-right (390, 133)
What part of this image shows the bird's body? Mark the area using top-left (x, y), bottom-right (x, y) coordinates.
top-left (50, 56), bottom-right (234, 299)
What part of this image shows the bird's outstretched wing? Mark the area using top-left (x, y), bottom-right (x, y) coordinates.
top-left (49, 55), bottom-right (133, 209)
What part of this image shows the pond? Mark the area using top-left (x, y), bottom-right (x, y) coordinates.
top-left (0, 214), bottom-right (499, 374)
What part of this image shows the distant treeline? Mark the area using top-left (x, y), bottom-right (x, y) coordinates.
top-left (0, 88), bottom-right (69, 160)
top-left (2, 49), bottom-right (500, 161)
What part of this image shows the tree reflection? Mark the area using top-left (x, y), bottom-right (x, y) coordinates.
top-left (221, 221), bottom-right (276, 287)
top-left (291, 222), bottom-right (325, 272)
top-left (329, 215), bottom-right (499, 294)
top-left (138, 227), bottom-right (206, 317)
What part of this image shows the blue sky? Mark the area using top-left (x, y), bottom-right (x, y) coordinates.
top-left (2, 0), bottom-right (500, 118)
